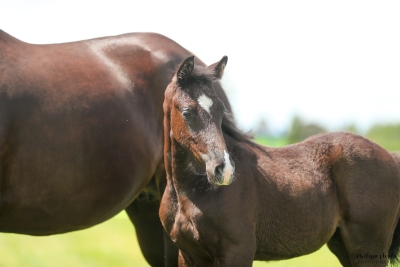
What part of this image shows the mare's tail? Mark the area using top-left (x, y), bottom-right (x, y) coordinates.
top-left (389, 152), bottom-right (400, 265)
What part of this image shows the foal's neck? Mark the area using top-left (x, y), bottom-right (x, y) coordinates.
top-left (169, 141), bottom-right (212, 198)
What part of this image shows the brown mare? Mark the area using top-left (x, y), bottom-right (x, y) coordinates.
top-left (160, 56), bottom-right (400, 267)
top-left (0, 30), bottom-right (232, 266)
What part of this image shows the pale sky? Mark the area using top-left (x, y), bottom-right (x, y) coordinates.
top-left (1, 0), bottom-right (400, 134)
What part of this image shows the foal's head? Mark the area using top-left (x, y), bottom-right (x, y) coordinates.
top-left (164, 56), bottom-right (235, 186)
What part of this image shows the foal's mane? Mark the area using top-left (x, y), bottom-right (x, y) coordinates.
top-left (222, 112), bottom-right (254, 143)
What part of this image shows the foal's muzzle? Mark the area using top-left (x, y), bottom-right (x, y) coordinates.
top-left (204, 150), bottom-right (235, 186)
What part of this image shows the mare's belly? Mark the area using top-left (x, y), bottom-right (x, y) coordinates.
top-left (0, 168), bottom-right (150, 235)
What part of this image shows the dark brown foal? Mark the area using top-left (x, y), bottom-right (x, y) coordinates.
top-left (160, 56), bottom-right (400, 267)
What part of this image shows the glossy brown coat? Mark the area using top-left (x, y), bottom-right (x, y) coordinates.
top-left (0, 31), bottom-right (231, 266)
top-left (161, 56), bottom-right (400, 267)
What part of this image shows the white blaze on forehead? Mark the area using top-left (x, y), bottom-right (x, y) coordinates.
top-left (222, 150), bottom-right (234, 185)
top-left (197, 94), bottom-right (213, 114)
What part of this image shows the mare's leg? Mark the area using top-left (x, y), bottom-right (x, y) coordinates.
top-left (126, 166), bottom-right (178, 267)
top-left (126, 192), bottom-right (179, 267)
top-left (125, 183), bottom-right (165, 267)
top-left (327, 228), bottom-right (352, 267)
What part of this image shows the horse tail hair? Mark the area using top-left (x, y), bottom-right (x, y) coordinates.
top-left (389, 152), bottom-right (400, 265)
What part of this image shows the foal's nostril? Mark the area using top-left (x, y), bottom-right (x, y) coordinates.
top-left (205, 151), bottom-right (234, 186)
top-left (215, 163), bottom-right (225, 177)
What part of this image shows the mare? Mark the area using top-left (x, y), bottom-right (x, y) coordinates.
top-left (0, 30), bottom-right (231, 267)
top-left (160, 55), bottom-right (400, 267)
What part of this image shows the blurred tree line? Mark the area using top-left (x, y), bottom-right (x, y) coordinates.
top-left (366, 124), bottom-right (400, 152)
top-left (255, 115), bottom-right (400, 152)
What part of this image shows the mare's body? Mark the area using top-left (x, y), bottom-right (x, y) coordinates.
top-left (0, 31), bottom-right (230, 266)
top-left (161, 56), bottom-right (400, 267)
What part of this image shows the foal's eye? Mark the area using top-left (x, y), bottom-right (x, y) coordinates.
top-left (182, 110), bottom-right (192, 120)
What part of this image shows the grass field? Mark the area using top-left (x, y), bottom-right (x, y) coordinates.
top-left (0, 137), bottom-right (344, 267)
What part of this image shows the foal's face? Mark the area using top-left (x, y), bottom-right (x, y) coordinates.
top-left (167, 56), bottom-right (235, 186)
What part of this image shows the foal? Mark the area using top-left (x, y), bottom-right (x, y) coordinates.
top-left (160, 56), bottom-right (400, 267)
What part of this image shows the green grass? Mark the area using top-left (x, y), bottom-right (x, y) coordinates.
top-left (254, 136), bottom-right (289, 147)
top-left (0, 212), bottom-right (341, 267)
top-left (0, 212), bottom-right (148, 267)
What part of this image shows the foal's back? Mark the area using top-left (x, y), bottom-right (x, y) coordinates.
top-left (230, 132), bottom-right (400, 261)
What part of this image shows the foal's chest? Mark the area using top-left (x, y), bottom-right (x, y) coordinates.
top-left (171, 204), bottom-right (220, 259)
top-left (172, 206), bottom-right (201, 243)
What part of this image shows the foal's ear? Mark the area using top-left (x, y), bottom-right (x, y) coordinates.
top-left (176, 56), bottom-right (195, 85)
top-left (208, 56), bottom-right (228, 79)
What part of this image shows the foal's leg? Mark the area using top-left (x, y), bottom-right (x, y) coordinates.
top-left (332, 150), bottom-right (400, 266)
top-left (216, 247), bottom-right (253, 267)
top-left (215, 238), bottom-right (255, 267)
top-left (177, 243), bottom-right (254, 267)
top-left (178, 250), bottom-right (192, 267)
top-left (164, 230), bottom-right (179, 267)
top-left (327, 228), bottom-right (352, 267)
